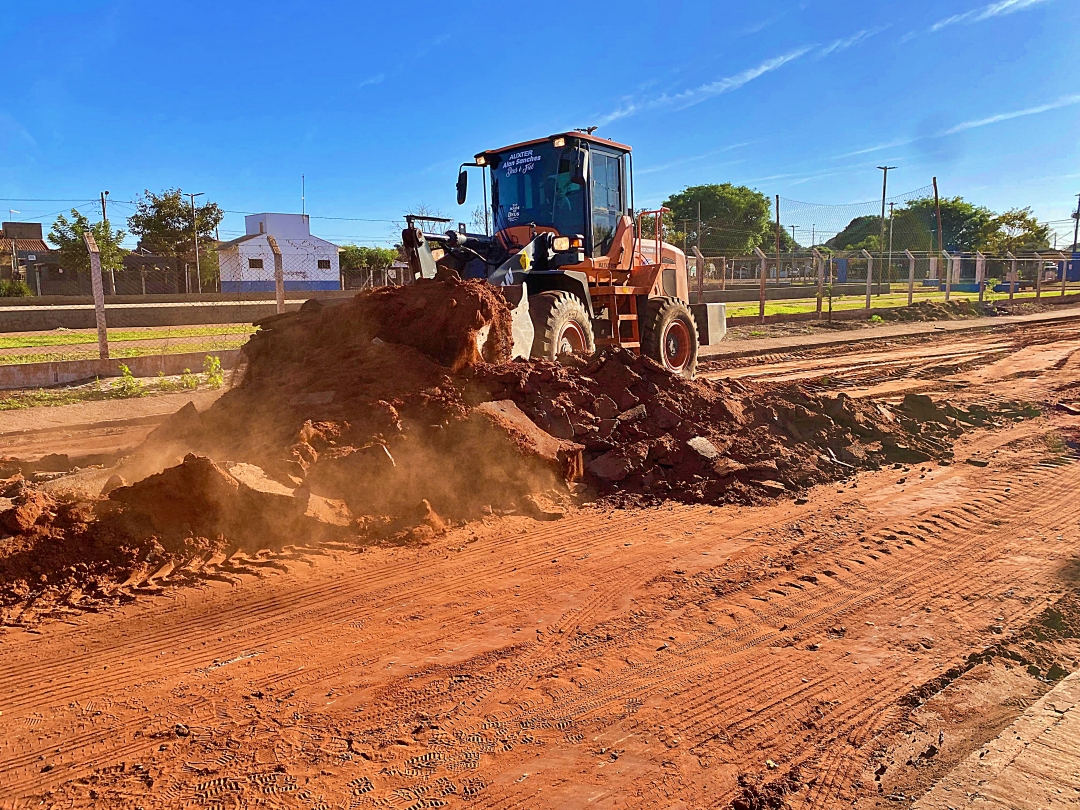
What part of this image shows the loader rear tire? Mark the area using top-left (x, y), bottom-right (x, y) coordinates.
top-left (642, 297), bottom-right (698, 378)
top-left (529, 291), bottom-right (595, 361)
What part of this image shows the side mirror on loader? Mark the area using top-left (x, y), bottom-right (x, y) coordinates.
top-left (456, 169), bottom-right (468, 205)
top-left (570, 147), bottom-right (589, 186)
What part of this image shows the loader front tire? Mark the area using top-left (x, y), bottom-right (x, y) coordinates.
top-left (529, 291), bottom-right (595, 361)
top-left (642, 296), bottom-right (699, 378)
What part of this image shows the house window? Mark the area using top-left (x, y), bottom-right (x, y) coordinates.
top-left (248, 258), bottom-right (263, 269)
top-left (317, 259), bottom-right (331, 270)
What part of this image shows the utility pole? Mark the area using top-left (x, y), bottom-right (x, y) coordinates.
top-left (302, 175), bottom-right (306, 216)
top-left (1073, 193), bottom-right (1080, 252)
top-left (933, 177), bottom-right (946, 301)
top-left (100, 191), bottom-right (112, 294)
top-left (876, 166), bottom-right (896, 295)
top-left (1070, 194), bottom-right (1080, 289)
top-left (696, 201), bottom-right (701, 254)
top-left (774, 194), bottom-right (781, 298)
top-left (887, 202), bottom-right (895, 286)
top-left (187, 192), bottom-right (205, 295)
top-left (811, 224), bottom-right (815, 248)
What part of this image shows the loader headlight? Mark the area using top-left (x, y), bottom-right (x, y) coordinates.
top-left (552, 136), bottom-right (566, 148)
top-left (552, 235), bottom-right (582, 252)
top-left (475, 155), bottom-right (487, 167)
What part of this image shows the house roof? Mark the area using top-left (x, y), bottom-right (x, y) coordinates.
top-left (214, 233), bottom-right (262, 251)
top-left (1, 238), bottom-right (50, 253)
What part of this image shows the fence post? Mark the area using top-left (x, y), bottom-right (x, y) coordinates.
top-left (267, 235), bottom-right (285, 314)
top-left (904, 249), bottom-right (916, 306)
top-left (692, 246), bottom-right (706, 304)
top-left (812, 248), bottom-right (824, 318)
top-left (1059, 250), bottom-right (1068, 298)
top-left (861, 249), bottom-right (874, 312)
top-left (1034, 252), bottom-right (1045, 299)
top-left (976, 251), bottom-right (986, 303)
top-left (721, 256), bottom-right (727, 291)
top-left (81, 232), bottom-right (109, 360)
top-left (753, 246), bottom-right (768, 322)
top-left (943, 250), bottom-right (953, 302)
top-left (1006, 251), bottom-right (1017, 301)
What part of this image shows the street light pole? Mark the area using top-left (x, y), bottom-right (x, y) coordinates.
top-left (877, 166), bottom-right (896, 295)
top-left (888, 201), bottom-right (895, 287)
top-left (187, 192), bottom-right (205, 294)
top-left (1072, 193), bottom-right (1079, 252)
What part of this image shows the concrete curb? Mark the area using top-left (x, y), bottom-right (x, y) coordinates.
top-left (700, 306), bottom-right (1080, 361)
top-left (913, 670), bottom-right (1080, 809)
top-left (0, 349), bottom-right (242, 391)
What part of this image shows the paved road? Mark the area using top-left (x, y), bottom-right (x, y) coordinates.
top-left (701, 305), bottom-right (1080, 359)
top-left (914, 671), bottom-right (1080, 809)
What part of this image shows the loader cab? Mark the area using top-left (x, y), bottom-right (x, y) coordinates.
top-left (473, 133), bottom-right (631, 259)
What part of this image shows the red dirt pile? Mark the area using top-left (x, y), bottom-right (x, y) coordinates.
top-left (464, 350), bottom-right (1034, 505)
top-left (0, 278), bottom-right (1040, 624)
top-left (877, 298), bottom-right (999, 322)
top-left (141, 278), bottom-right (579, 528)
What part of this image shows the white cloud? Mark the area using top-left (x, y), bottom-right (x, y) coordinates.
top-left (597, 47), bottom-right (812, 125)
top-left (0, 113), bottom-right (37, 150)
top-left (680, 48), bottom-right (813, 106)
top-left (741, 16), bottom-right (779, 35)
top-left (832, 93), bottom-right (1080, 158)
top-left (637, 144), bottom-right (750, 175)
top-left (929, 0), bottom-right (1054, 33)
top-left (357, 73), bottom-right (385, 90)
top-left (819, 27), bottom-right (886, 56)
top-left (595, 27), bottom-right (880, 126)
top-left (834, 137), bottom-right (918, 159)
top-left (943, 94), bottom-right (1080, 133)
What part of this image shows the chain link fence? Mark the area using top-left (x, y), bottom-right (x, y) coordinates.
top-left (2, 192), bottom-right (1078, 387)
top-left (0, 236), bottom-right (397, 394)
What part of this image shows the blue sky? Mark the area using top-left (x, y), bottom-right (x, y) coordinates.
top-left (1, 0), bottom-right (1078, 247)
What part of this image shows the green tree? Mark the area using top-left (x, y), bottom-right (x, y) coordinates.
top-left (983, 208), bottom-right (1050, 254)
top-left (759, 221), bottom-right (799, 252)
top-left (48, 209), bottom-right (128, 275)
top-left (827, 197), bottom-right (995, 253)
top-left (662, 184), bottom-right (772, 255)
top-left (638, 211), bottom-right (687, 248)
top-left (339, 245), bottom-right (397, 271)
top-left (127, 189), bottom-right (224, 259)
top-left (899, 197), bottom-right (995, 252)
top-left (825, 215), bottom-right (881, 251)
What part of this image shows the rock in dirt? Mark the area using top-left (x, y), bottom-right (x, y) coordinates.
top-left (590, 451), bottom-right (635, 482)
top-left (522, 493), bottom-right (565, 521)
top-left (0, 474), bottom-right (26, 499)
top-left (100, 474), bottom-right (126, 496)
top-left (901, 393), bottom-right (950, 424)
top-left (711, 457), bottom-right (747, 478)
top-left (109, 454), bottom-right (240, 538)
top-left (472, 400), bottom-right (584, 484)
top-left (686, 437), bottom-right (721, 461)
top-left (1, 491), bottom-right (54, 534)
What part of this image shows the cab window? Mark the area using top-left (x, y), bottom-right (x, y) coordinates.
top-left (590, 149), bottom-right (624, 257)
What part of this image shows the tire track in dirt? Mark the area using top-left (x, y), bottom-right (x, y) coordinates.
top-left (451, 446), bottom-right (1080, 808)
top-left (4, 404), bottom-right (1079, 807)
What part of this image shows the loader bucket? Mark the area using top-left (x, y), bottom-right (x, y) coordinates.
top-left (504, 283), bottom-right (534, 360)
top-left (478, 283), bottom-right (533, 361)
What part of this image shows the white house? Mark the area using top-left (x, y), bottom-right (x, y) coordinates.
top-left (216, 213), bottom-right (340, 293)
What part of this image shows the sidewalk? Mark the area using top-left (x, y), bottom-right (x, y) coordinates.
top-left (701, 306), bottom-right (1080, 360)
top-left (913, 670), bottom-right (1080, 809)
